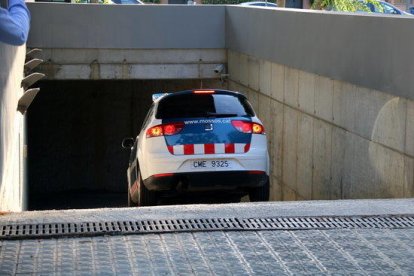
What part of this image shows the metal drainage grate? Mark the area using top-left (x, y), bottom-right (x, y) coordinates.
top-left (0, 215), bottom-right (413, 240)
top-left (239, 215), bottom-right (414, 230)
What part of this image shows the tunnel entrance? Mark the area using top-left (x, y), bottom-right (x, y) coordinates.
top-left (27, 79), bottom-right (224, 210)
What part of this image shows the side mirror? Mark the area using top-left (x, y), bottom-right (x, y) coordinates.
top-left (122, 137), bottom-right (135, 149)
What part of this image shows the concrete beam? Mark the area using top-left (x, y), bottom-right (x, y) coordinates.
top-left (39, 63), bottom-right (225, 80)
top-left (39, 49), bottom-right (226, 64)
top-left (36, 49), bottom-right (226, 80)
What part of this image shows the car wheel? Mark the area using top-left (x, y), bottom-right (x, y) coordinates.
top-left (137, 170), bottom-right (158, 206)
top-left (248, 178), bottom-right (269, 202)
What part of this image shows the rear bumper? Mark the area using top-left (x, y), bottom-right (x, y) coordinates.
top-left (143, 171), bottom-right (269, 192)
top-left (139, 135), bottom-right (269, 180)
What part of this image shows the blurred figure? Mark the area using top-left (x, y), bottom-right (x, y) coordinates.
top-left (0, 0), bottom-right (30, 46)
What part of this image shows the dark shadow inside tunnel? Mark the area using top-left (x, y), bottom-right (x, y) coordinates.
top-left (27, 79), bottom-right (225, 210)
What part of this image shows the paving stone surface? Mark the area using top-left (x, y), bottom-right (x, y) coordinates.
top-left (1, 228), bottom-right (414, 275)
top-left (1, 199), bottom-right (414, 275)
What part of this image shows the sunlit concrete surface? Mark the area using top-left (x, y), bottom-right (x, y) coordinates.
top-left (1, 199), bottom-right (414, 224)
top-left (0, 199), bottom-right (414, 275)
top-left (0, 43), bottom-right (27, 212)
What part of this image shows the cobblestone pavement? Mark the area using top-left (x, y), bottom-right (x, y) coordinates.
top-left (1, 228), bottom-right (414, 275)
top-left (1, 199), bottom-right (414, 275)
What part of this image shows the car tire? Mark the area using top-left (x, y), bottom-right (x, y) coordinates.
top-left (248, 178), bottom-right (269, 202)
top-left (137, 170), bottom-right (158, 206)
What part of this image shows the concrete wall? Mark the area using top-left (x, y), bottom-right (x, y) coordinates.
top-left (226, 7), bottom-right (414, 200)
top-left (226, 6), bottom-right (414, 101)
top-left (26, 4), bottom-right (227, 80)
top-left (27, 4), bottom-right (225, 49)
top-left (229, 50), bottom-right (414, 200)
top-left (0, 44), bottom-right (27, 211)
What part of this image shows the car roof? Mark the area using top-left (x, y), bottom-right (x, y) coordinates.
top-left (240, 1), bottom-right (277, 6)
top-left (111, 0), bottom-right (144, 4)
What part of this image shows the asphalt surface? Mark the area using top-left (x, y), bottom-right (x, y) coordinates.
top-left (1, 199), bottom-right (414, 275)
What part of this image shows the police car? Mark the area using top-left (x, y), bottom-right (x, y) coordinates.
top-left (122, 89), bottom-right (269, 206)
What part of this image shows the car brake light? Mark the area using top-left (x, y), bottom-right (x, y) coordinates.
top-left (147, 126), bottom-right (163, 137)
top-left (193, 90), bottom-right (215, 94)
top-left (164, 124), bottom-right (179, 135)
top-left (232, 120), bottom-right (252, 133)
top-left (146, 122), bottom-right (184, 138)
top-left (252, 123), bottom-right (264, 134)
top-left (153, 173), bottom-right (174, 178)
top-left (231, 120), bottom-right (265, 134)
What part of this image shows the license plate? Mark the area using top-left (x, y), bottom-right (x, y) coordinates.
top-left (191, 160), bottom-right (232, 169)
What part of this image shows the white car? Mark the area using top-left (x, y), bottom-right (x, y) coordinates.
top-left (110, 0), bottom-right (144, 4)
top-left (239, 1), bottom-right (277, 7)
top-left (364, 1), bottom-right (411, 15)
top-left (122, 89), bottom-right (270, 206)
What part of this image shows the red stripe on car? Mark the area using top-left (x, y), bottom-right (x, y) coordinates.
top-left (169, 143), bottom-right (250, 155)
top-left (204, 144), bottom-right (215, 154)
top-left (225, 143), bottom-right (235, 154)
top-left (244, 143), bottom-right (250, 152)
top-left (184, 144), bottom-right (194, 155)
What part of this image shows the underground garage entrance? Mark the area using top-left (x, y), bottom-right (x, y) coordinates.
top-left (27, 79), bottom-right (225, 210)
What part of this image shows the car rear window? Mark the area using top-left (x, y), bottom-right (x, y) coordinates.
top-left (156, 94), bottom-right (255, 119)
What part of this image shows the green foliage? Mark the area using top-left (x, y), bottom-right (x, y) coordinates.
top-left (311, 0), bottom-right (382, 12)
top-left (202, 0), bottom-right (276, 4)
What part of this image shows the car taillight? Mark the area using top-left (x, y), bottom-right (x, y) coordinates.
top-left (232, 120), bottom-right (252, 133)
top-left (147, 126), bottom-right (163, 137)
top-left (252, 123), bottom-right (264, 134)
top-left (231, 120), bottom-right (265, 134)
top-left (164, 123), bottom-right (182, 135)
top-left (193, 90), bottom-right (215, 94)
top-left (146, 122), bottom-right (184, 138)
top-left (153, 173), bottom-right (174, 178)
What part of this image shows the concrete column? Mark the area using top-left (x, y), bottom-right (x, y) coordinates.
top-left (0, 43), bottom-right (26, 211)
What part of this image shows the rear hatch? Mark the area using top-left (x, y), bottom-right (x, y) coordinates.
top-left (156, 91), bottom-right (255, 155)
